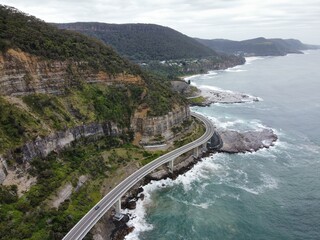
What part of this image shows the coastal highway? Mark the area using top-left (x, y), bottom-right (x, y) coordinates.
top-left (63, 112), bottom-right (214, 240)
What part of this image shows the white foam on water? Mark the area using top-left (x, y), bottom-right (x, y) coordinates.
top-left (227, 173), bottom-right (279, 196)
top-left (207, 115), bottom-right (239, 130)
top-left (225, 68), bottom-right (247, 73)
top-left (205, 114), bottom-right (276, 133)
top-left (299, 143), bottom-right (320, 154)
top-left (208, 70), bottom-right (218, 75)
top-left (124, 155), bottom-right (224, 239)
top-left (248, 146), bottom-right (278, 159)
top-left (232, 185), bottom-right (260, 195)
top-left (169, 196), bottom-right (212, 210)
top-left (245, 56), bottom-right (265, 64)
top-left (198, 84), bottom-right (236, 94)
top-left (259, 173), bottom-right (279, 191)
top-left (184, 74), bottom-right (203, 81)
top-left (173, 157), bottom-right (223, 191)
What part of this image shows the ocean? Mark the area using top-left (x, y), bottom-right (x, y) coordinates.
top-left (124, 50), bottom-right (320, 240)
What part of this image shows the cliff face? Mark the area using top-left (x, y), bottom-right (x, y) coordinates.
top-left (0, 105), bottom-right (191, 189)
top-left (0, 49), bottom-right (143, 96)
top-left (132, 105), bottom-right (191, 144)
top-left (0, 121), bottom-right (121, 184)
top-left (0, 48), bottom-right (190, 186)
top-left (11, 122), bottom-right (121, 163)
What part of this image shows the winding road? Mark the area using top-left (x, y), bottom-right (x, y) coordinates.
top-left (63, 112), bottom-right (214, 240)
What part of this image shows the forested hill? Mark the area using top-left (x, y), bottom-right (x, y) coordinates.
top-left (196, 37), bottom-right (319, 56)
top-left (55, 22), bottom-right (218, 61)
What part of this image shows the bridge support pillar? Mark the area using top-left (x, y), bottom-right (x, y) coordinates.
top-left (168, 159), bottom-right (174, 173)
top-left (115, 198), bottom-right (121, 214)
top-left (194, 146), bottom-right (199, 158)
top-left (202, 143), bottom-right (207, 152)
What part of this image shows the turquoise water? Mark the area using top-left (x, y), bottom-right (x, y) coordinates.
top-left (125, 51), bottom-right (320, 240)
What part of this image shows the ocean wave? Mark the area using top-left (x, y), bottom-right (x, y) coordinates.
top-left (205, 114), bottom-right (276, 132)
top-left (184, 74), bottom-right (203, 81)
top-left (208, 70), bottom-right (218, 75)
top-left (124, 155), bottom-right (224, 239)
top-left (222, 172), bottom-right (278, 195)
top-left (198, 84), bottom-right (235, 94)
top-left (245, 56), bottom-right (265, 64)
top-left (184, 63), bottom-right (247, 82)
top-left (225, 69), bottom-right (247, 73)
top-left (125, 150), bottom-right (281, 239)
top-left (167, 196), bottom-right (212, 209)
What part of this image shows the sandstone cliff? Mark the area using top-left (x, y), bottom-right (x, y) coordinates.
top-left (0, 48), bottom-right (191, 188)
top-left (0, 121), bottom-right (121, 193)
top-left (0, 49), bottom-right (143, 96)
top-left (5, 121), bottom-right (121, 164)
top-left (131, 105), bottom-right (191, 145)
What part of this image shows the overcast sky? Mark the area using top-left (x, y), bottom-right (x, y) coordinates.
top-left (2, 0), bottom-right (320, 44)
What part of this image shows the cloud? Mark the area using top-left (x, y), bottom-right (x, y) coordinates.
top-left (1, 0), bottom-right (320, 43)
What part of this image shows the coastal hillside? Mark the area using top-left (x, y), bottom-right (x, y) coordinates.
top-left (55, 22), bottom-right (246, 78)
top-left (0, 5), bottom-right (191, 239)
top-left (196, 37), bottom-right (319, 56)
top-left (55, 22), bottom-right (218, 61)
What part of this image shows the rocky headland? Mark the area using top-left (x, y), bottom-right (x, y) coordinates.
top-left (196, 87), bottom-right (259, 105)
top-left (171, 80), bottom-right (260, 106)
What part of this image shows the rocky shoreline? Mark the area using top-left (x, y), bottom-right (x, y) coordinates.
top-left (171, 79), bottom-right (260, 106)
top-left (95, 125), bottom-right (278, 240)
top-left (197, 87), bottom-right (260, 106)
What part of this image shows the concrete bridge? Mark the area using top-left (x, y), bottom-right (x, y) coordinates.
top-left (63, 112), bottom-right (215, 240)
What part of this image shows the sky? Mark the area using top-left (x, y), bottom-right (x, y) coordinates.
top-left (2, 0), bottom-right (320, 44)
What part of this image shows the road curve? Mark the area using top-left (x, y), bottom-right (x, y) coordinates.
top-left (63, 112), bottom-right (214, 240)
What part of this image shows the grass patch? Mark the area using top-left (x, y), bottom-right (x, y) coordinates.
top-left (0, 96), bottom-right (46, 154)
top-left (174, 118), bottom-right (205, 148)
top-left (188, 96), bottom-right (206, 105)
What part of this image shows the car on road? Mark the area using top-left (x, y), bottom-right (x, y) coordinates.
top-left (94, 205), bottom-right (100, 210)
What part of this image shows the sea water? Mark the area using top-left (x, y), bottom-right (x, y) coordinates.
top-left (125, 50), bottom-right (320, 240)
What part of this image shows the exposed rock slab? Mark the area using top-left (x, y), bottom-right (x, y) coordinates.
top-left (52, 183), bottom-right (73, 208)
top-left (199, 88), bottom-right (259, 105)
top-left (171, 79), bottom-right (259, 106)
top-left (218, 128), bottom-right (277, 153)
top-left (2, 164), bottom-right (37, 196)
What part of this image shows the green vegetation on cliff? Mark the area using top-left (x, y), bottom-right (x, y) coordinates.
top-left (0, 75), bottom-right (183, 154)
top-left (0, 83), bottom-right (141, 155)
top-left (0, 136), bottom-right (129, 240)
top-left (0, 5), bottom-right (187, 155)
top-left (0, 5), bottom-right (140, 75)
top-left (0, 97), bottom-right (46, 152)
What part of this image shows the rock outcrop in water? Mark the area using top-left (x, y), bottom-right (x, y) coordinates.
top-left (171, 80), bottom-right (260, 106)
top-left (199, 88), bottom-right (259, 105)
top-left (217, 128), bottom-right (278, 153)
